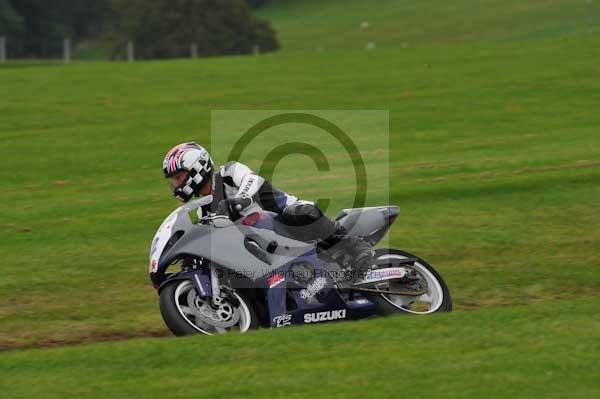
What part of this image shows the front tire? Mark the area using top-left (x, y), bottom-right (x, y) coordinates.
top-left (159, 279), bottom-right (259, 336)
top-left (366, 249), bottom-right (452, 315)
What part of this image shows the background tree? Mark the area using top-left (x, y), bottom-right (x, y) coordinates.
top-left (1, 0), bottom-right (278, 59)
top-left (109, 0), bottom-right (279, 59)
top-left (6, 0), bottom-right (69, 57)
top-left (0, 0), bottom-right (23, 58)
top-left (63, 0), bottom-right (112, 39)
top-left (245, 0), bottom-right (271, 8)
top-left (0, 0), bottom-right (23, 37)
top-left (3, 0), bottom-right (110, 57)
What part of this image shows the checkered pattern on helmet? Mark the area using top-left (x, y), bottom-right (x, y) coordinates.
top-left (163, 142), bottom-right (207, 177)
top-left (163, 142), bottom-right (213, 202)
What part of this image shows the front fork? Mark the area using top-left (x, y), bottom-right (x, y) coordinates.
top-left (210, 263), bottom-right (221, 300)
top-left (175, 262), bottom-right (237, 307)
top-left (209, 265), bottom-right (241, 307)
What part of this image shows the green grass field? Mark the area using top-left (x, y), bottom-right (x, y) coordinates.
top-left (2, 298), bottom-right (599, 399)
top-left (1, 0), bottom-right (599, 397)
top-left (258, 0), bottom-right (600, 51)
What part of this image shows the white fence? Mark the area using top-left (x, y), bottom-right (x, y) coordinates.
top-left (0, 37), bottom-right (267, 63)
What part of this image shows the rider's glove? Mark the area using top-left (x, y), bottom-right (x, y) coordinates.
top-left (216, 197), bottom-right (253, 217)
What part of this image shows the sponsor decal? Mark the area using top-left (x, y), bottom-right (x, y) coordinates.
top-left (267, 273), bottom-right (285, 288)
top-left (150, 259), bottom-right (157, 273)
top-left (300, 277), bottom-right (328, 300)
top-left (361, 267), bottom-right (408, 283)
top-left (239, 173), bottom-right (256, 198)
top-left (193, 274), bottom-right (206, 296)
top-left (304, 309), bottom-right (347, 323)
top-left (273, 314), bottom-right (292, 328)
top-left (240, 175), bottom-right (256, 195)
top-left (150, 236), bottom-right (160, 257)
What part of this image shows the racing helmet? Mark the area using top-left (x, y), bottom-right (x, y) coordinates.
top-left (162, 142), bottom-right (213, 202)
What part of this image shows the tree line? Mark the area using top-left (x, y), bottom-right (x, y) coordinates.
top-left (0, 0), bottom-right (278, 59)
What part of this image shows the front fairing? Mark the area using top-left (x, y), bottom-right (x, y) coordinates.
top-left (148, 199), bottom-right (206, 274)
top-left (149, 201), bottom-right (317, 289)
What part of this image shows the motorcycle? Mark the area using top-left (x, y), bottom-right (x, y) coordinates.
top-left (149, 200), bottom-right (452, 335)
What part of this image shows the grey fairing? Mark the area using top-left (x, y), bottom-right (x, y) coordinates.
top-left (157, 210), bottom-right (314, 282)
top-left (335, 206), bottom-right (400, 245)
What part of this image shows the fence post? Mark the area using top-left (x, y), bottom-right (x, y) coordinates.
top-left (0, 36), bottom-right (6, 63)
top-left (127, 41), bottom-right (134, 62)
top-left (190, 43), bottom-right (198, 59)
top-left (252, 44), bottom-right (260, 56)
top-left (63, 38), bottom-right (71, 64)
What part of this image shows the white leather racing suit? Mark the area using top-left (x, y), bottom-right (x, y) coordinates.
top-left (196, 161), bottom-right (298, 218)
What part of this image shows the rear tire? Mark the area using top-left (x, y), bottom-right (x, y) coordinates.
top-left (365, 249), bottom-right (452, 315)
top-left (159, 280), bottom-right (259, 336)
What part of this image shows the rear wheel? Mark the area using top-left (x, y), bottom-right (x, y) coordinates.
top-left (159, 279), bottom-right (259, 336)
top-left (366, 249), bottom-right (452, 315)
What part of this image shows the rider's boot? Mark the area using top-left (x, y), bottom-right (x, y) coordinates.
top-left (341, 235), bottom-right (375, 281)
top-left (322, 223), bottom-right (375, 283)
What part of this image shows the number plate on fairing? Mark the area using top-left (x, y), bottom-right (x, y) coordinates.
top-left (149, 211), bottom-right (178, 273)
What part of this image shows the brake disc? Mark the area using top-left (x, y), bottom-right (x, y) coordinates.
top-left (186, 290), bottom-right (241, 329)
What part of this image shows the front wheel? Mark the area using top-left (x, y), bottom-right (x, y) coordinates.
top-left (159, 279), bottom-right (259, 336)
top-left (365, 249), bottom-right (452, 315)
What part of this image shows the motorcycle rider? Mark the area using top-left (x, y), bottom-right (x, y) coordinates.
top-left (162, 142), bottom-right (375, 281)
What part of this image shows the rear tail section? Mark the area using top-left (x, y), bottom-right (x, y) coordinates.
top-left (335, 206), bottom-right (399, 245)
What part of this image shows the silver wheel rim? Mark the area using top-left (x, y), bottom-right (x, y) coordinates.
top-left (377, 254), bottom-right (444, 314)
top-left (173, 280), bottom-right (252, 335)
